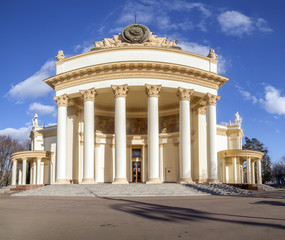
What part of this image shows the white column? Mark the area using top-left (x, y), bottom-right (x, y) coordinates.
top-left (32, 162), bottom-right (36, 185)
top-left (205, 93), bottom-right (220, 183)
top-left (36, 158), bottom-right (41, 185)
top-left (18, 164), bottom-right (22, 185)
top-left (257, 159), bottom-right (262, 184)
top-left (177, 87), bottom-right (193, 183)
top-left (145, 84), bottom-right (161, 184)
top-left (112, 85), bottom-right (128, 184)
top-left (233, 156), bottom-right (237, 183)
top-left (12, 160), bottom-right (17, 185)
top-left (247, 157), bottom-right (252, 184)
top-left (95, 144), bottom-right (104, 182)
top-left (22, 158), bottom-right (27, 185)
top-left (30, 164), bottom-right (33, 185)
top-left (222, 158), bottom-right (226, 183)
top-left (251, 160), bottom-right (255, 184)
top-left (80, 88), bottom-right (96, 183)
top-left (159, 144), bottom-right (164, 183)
top-left (53, 94), bottom-right (69, 184)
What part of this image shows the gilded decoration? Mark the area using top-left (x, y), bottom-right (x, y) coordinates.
top-left (205, 93), bottom-right (220, 106)
top-left (177, 87), bottom-right (194, 101)
top-left (112, 84), bottom-right (128, 98)
top-left (159, 114), bottom-right (179, 133)
top-left (145, 84), bottom-right (161, 98)
top-left (53, 94), bottom-right (68, 107)
top-left (94, 24), bottom-right (177, 49)
top-left (80, 88), bottom-right (96, 102)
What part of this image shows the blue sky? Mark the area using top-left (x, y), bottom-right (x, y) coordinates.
top-left (0, 0), bottom-right (284, 163)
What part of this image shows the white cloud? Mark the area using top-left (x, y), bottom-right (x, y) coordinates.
top-left (179, 41), bottom-right (209, 56)
top-left (27, 102), bottom-right (56, 116)
top-left (256, 18), bottom-right (273, 33)
top-left (0, 126), bottom-right (31, 142)
top-left (178, 41), bottom-right (227, 74)
top-left (235, 85), bottom-right (257, 104)
top-left (259, 85), bottom-right (285, 115)
top-left (74, 41), bottom-right (94, 53)
top-left (7, 60), bottom-right (55, 102)
top-left (217, 11), bottom-right (253, 37)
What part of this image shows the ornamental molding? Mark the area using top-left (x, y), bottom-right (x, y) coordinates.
top-left (177, 87), bottom-right (194, 101)
top-left (216, 127), bottom-right (227, 136)
top-left (218, 149), bottom-right (263, 160)
top-left (112, 84), bottom-right (128, 98)
top-left (80, 88), bottom-right (96, 102)
top-left (145, 84), bottom-right (162, 98)
top-left (94, 25), bottom-right (177, 49)
top-left (205, 93), bottom-right (220, 106)
top-left (53, 94), bottom-right (68, 107)
top-left (45, 61), bottom-right (228, 91)
top-left (11, 151), bottom-right (52, 162)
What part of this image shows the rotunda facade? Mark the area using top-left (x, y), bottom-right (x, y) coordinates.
top-left (11, 24), bottom-right (263, 186)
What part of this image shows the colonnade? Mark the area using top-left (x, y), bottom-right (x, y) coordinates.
top-left (54, 85), bottom-right (220, 184)
top-left (220, 153), bottom-right (262, 184)
top-left (11, 151), bottom-right (51, 186)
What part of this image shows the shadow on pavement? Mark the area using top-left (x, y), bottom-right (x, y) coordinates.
top-left (100, 197), bottom-right (285, 230)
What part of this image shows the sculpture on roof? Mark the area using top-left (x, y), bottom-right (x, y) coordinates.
top-left (207, 49), bottom-right (217, 60)
top-left (234, 112), bottom-right (242, 126)
top-left (32, 113), bottom-right (39, 128)
top-left (94, 24), bottom-right (177, 49)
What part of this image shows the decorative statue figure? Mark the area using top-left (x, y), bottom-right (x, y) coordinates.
top-left (32, 113), bottom-right (39, 128)
top-left (234, 112), bottom-right (242, 126)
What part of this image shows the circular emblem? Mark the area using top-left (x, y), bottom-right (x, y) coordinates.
top-left (122, 24), bottom-right (150, 43)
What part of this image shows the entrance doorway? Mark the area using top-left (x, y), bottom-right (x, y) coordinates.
top-left (132, 148), bottom-right (142, 183)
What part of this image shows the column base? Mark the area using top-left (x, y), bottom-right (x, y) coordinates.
top-left (112, 178), bottom-right (129, 184)
top-left (80, 178), bottom-right (95, 184)
top-left (207, 178), bottom-right (221, 184)
top-left (195, 178), bottom-right (208, 183)
top-left (178, 178), bottom-right (194, 184)
top-left (54, 179), bottom-right (70, 184)
top-left (146, 178), bottom-right (162, 184)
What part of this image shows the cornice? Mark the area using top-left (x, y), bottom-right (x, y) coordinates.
top-left (46, 61), bottom-right (228, 91)
top-left (218, 149), bottom-right (263, 160)
top-left (11, 151), bottom-right (53, 161)
top-left (55, 46), bottom-right (218, 66)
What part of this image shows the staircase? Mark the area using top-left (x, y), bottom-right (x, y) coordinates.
top-left (1, 185), bottom-right (44, 194)
top-left (11, 183), bottom-right (257, 197)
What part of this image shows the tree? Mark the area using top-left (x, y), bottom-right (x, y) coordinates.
top-left (271, 157), bottom-right (285, 185)
top-left (243, 137), bottom-right (272, 183)
top-left (0, 136), bottom-right (26, 187)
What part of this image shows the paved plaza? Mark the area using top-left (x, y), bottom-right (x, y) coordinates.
top-left (0, 190), bottom-right (284, 240)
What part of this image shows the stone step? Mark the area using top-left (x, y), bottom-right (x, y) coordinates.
top-left (12, 183), bottom-right (256, 197)
top-left (4, 185), bottom-right (45, 194)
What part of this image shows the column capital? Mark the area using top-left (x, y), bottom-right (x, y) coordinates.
top-left (80, 88), bottom-right (96, 102)
top-left (112, 84), bottom-right (128, 98)
top-left (145, 84), bottom-right (161, 98)
top-left (53, 94), bottom-right (68, 107)
top-left (197, 105), bottom-right (206, 115)
top-left (177, 87), bottom-right (194, 101)
top-left (205, 93), bottom-right (220, 106)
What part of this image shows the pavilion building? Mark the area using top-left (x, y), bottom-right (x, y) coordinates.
top-left (11, 24), bottom-right (263, 186)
